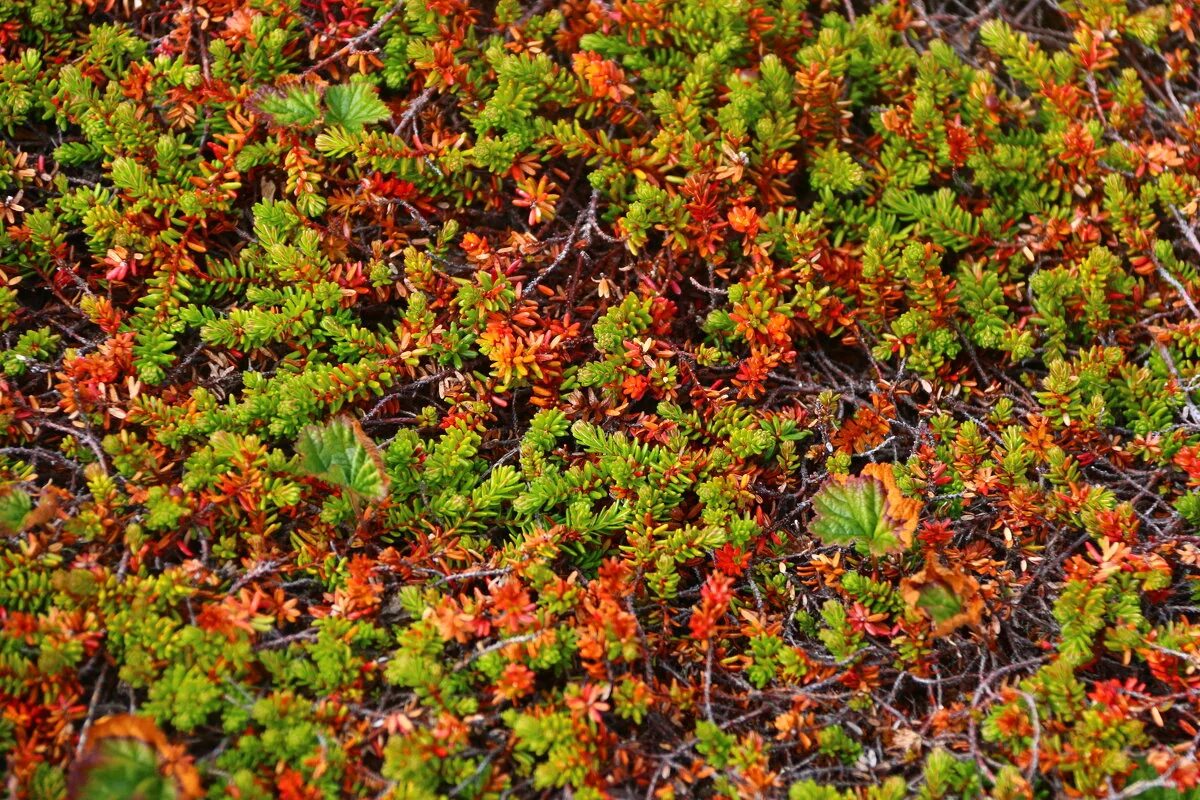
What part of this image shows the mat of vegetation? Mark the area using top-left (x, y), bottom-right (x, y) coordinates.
top-left (7, 0), bottom-right (1200, 797)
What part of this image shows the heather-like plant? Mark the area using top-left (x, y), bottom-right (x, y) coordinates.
top-left (5, 0), bottom-right (1200, 797)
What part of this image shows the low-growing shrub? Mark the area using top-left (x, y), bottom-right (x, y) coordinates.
top-left (5, 0), bottom-right (1200, 797)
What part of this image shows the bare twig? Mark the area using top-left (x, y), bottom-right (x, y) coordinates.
top-left (306, 0), bottom-right (405, 75)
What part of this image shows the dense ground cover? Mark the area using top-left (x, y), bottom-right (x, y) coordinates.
top-left (7, 0), bottom-right (1200, 797)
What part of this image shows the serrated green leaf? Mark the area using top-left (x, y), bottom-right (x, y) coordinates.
top-left (295, 415), bottom-right (389, 502)
top-left (808, 465), bottom-right (918, 557)
top-left (324, 83), bottom-right (391, 131)
top-left (809, 477), bottom-right (896, 555)
top-left (257, 85), bottom-right (323, 128)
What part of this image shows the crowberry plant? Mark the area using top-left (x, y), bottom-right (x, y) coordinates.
top-left (6, 0), bottom-right (1200, 798)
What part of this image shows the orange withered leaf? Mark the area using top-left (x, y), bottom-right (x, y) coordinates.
top-left (68, 714), bottom-right (202, 800)
top-left (900, 557), bottom-right (984, 637)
